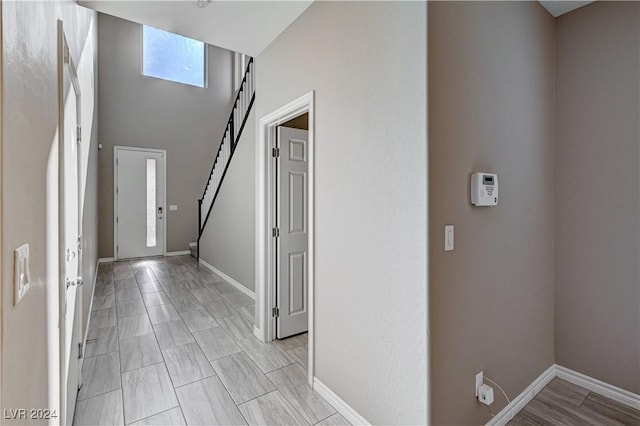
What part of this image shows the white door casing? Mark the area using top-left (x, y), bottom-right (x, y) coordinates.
top-left (59, 21), bottom-right (83, 425)
top-left (255, 90), bottom-right (315, 386)
top-left (114, 147), bottom-right (166, 260)
top-left (277, 127), bottom-right (309, 338)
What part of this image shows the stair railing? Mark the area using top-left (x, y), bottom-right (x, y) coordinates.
top-left (197, 57), bottom-right (255, 260)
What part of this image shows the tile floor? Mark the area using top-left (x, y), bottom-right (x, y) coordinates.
top-left (73, 255), bottom-right (349, 426)
top-left (508, 378), bottom-right (640, 425)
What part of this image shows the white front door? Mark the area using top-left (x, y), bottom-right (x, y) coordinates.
top-left (276, 126), bottom-right (309, 338)
top-left (115, 147), bottom-right (166, 259)
top-left (62, 39), bottom-right (82, 424)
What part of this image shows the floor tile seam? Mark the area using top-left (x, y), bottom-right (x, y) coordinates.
top-left (144, 298), bottom-right (181, 399)
top-left (77, 381), bottom-right (123, 403)
top-left (236, 344), bottom-right (296, 375)
top-left (202, 353), bottom-right (256, 426)
top-left (575, 390), bottom-right (590, 409)
top-left (263, 363), bottom-right (337, 422)
top-left (121, 359), bottom-right (166, 375)
top-left (125, 401), bottom-right (181, 426)
top-left (169, 371), bottom-right (218, 390)
top-left (236, 388), bottom-right (310, 424)
top-left (125, 406), bottom-right (186, 426)
top-left (214, 348), bottom-right (281, 406)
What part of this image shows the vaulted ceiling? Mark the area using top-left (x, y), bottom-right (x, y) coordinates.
top-left (539, 1), bottom-right (594, 17)
top-left (78, 0), bottom-right (314, 56)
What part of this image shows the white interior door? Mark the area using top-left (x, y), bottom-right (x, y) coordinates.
top-left (62, 50), bottom-right (82, 424)
top-left (276, 126), bottom-right (309, 338)
top-left (115, 147), bottom-right (166, 259)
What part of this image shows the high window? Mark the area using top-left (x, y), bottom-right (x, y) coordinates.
top-left (142, 25), bottom-right (206, 88)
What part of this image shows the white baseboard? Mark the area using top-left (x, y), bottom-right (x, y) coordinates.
top-left (166, 250), bottom-right (190, 257)
top-left (486, 364), bottom-right (640, 425)
top-left (486, 365), bottom-right (556, 426)
top-left (97, 257), bottom-right (114, 263)
top-left (199, 258), bottom-right (255, 299)
top-left (253, 325), bottom-right (263, 341)
top-left (555, 365), bottom-right (640, 410)
top-left (313, 378), bottom-right (369, 425)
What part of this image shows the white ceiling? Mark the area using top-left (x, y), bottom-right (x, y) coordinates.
top-left (539, 1), bottom-right (594, 17)
top-left (78, 0), bottom-right (314, 56)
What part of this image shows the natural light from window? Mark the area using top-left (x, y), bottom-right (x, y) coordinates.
top-left (146, 158), bottom-right (157, 248)
top-left (142, 25), bottom-right (205, 88)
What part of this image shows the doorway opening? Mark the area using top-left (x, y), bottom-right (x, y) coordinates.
top-left (274, 115), bottom-right (309, 339)
top-left (256, 91), bottom-right (315, 386)
top-left (113, 146), bottom-right (167, 260)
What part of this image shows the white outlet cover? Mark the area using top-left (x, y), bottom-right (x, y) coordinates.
top-left (445, 225), bottom-right (454, 251)
top-left (14, 243), bottom-right (31, 305)
top-left (475, 371), bottom-right (483, 397)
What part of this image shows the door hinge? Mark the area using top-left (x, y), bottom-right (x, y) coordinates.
top-left (272, 227), bottom-right (279, 238)
top-left (116, 245), bottom-right (119, 253)
top-left (272, 147), bottom-right (280, 158)
top-left (63, 45), bottom-right (70, 65)
top-left (116, 216), bottom-right (119, 224)
top-left (272, 307), bottom-right (280, 318)
top-left (77, 126), bottom-right (81, 143)
top-left (78, 342), bottom-right (83, 359)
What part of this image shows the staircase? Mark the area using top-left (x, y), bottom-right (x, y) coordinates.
top-left (195, 57), bottom-right (255, 260)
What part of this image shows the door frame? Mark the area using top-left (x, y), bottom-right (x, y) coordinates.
top-left (255, 91), bottom-right (315, 386)
top-left (58, 20), bottom-right (82, 426)
top-left (113, 146), bottom-right (167, 261)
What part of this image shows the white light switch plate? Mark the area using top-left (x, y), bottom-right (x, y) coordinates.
top-left (14, 243), bottom-right (31, 305)
top-left (445, 225), bottom-right (454, 251)
top-left (169, 205), bottom-right (178, 211)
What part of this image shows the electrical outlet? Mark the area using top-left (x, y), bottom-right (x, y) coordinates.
top-left (478, 384), bottom-right (494, 405)
top-left (475, 371), bottom-right (483, 397)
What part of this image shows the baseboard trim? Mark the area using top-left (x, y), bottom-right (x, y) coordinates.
top-left (253, 325), bottom-right (262, 341)
top-left (555, 365), bottom-right (640, 410)
top-left (313, 378), bottom-right (369, 425)
top-left (486, 364), bottom-right (640, 425)
top-left (166, 250), bottom-right (190, 257)
top-left (486, 365), bottom-right (556, 426)
top-left (97, 257), bottom-right (113, 263)
top-left (199, 258), bottom-right (255, 299)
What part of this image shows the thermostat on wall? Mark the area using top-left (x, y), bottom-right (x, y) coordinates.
top-left (471, 172), bottom-right (498, 206)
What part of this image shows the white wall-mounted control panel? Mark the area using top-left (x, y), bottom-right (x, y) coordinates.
top-left (471, 172), bottom-right (498, 206)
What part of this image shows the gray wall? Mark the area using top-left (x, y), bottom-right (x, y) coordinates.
top-left (257, 2), bottom-right (427, 423)
top-left (429, 2), bottom-right (555, 424)
top-left (97, 13), bottom-right (233, 257)
top-left (555, 1), bottom-right (640, 394)
top-left (1, 0), bottom-right (98, 414)
top-left (199, 108), bottom-right (256, 292)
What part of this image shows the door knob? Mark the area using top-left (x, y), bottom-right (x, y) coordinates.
top-left (66, 277), bottom-right (83, 289)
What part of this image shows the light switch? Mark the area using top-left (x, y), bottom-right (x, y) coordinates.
top-left (169, 205), bottom-right (178, 211)
top-left (445, 225), bottom-right (454, 252)
top-left (14, 243), bottom-right (31, 305)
